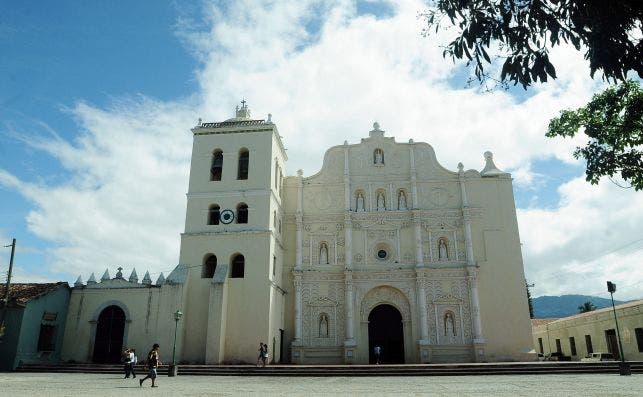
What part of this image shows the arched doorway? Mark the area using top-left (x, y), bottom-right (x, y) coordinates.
top-left (368, 304), bottom-right (404, 364)
top-left (92, 305), bottom-right (126, 363)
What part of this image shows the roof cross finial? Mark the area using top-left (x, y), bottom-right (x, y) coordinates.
top-left (241, 99), bottom-right (246, 107)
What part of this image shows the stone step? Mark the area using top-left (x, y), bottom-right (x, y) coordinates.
top-left (15, 362), bottom-right (643, 376)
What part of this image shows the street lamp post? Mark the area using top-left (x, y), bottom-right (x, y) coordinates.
top-left (606, 281), bottom-right (630, 376)
top-left (168, 309), bottom-right (183, 377)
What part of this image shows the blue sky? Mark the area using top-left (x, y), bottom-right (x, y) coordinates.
top-left (1, 0), bottom-right (641, 299)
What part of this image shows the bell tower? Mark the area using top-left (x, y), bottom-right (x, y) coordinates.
top-left (178, 102), bottom-right (287, 364)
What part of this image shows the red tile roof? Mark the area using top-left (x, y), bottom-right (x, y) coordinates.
top-left (0, 282), bottom-right (68, 305)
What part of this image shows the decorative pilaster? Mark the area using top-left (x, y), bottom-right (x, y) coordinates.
top-left (343, 270), bottom-right (357, 363)
top-left (291, 270), bottom-right (304, 363)
top-left (458, 163), bottom-right (475, 266)
top-left (409, 140), bottom-right (418, 208)
top-left (344, 214), bottom-right (353, 270)
top-left (295, 170), bottom-right (304, 270)
top-left (412, 210), bottom-right (424, 267)
top-left (459, 163), bottom-right (485, 360)
top-left (467, 267), bottom-right (483, 341)
top-left (293, 272), bottom-right (303, 342)
top-left (343, 141), bottom-right (351, 211)
top-left (416, 269), bottom-right (430, 362)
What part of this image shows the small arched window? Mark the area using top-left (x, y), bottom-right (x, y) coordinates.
top-left (231, 254), bottom-right (245, 278)
top-left (208, 204), bottom-right (220, 225)
top-left (238, 148), bottom-right (249, 180)
top-left (237, 203), bottom-right (248, 224)
top-left (202, 254), bottom-right (217, 278)
top-left (274, 162), bottom-right (279, 189)
top-left (210, 150), bottom-right (223, 181)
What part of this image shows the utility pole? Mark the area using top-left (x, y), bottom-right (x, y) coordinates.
top-left (0, 238), bottom-right (16, 340)
top-left (607, 281), bottom-right (630, 376)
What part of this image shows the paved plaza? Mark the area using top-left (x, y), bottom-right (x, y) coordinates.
top-left (0, 372), bottom-right (642, 396)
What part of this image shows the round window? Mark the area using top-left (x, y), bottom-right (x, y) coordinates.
top-left (377, 249), bottom-right (388, 260)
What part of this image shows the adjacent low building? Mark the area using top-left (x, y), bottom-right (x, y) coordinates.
top-left (0, 282), bottom-right (70, 370)
top-left (532, 299), bottom-right (643, 361)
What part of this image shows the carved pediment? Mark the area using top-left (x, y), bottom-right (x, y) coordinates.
top-left (432, 293), bottom-right (462, 303)
top-left (307, 296), bottom-right (338, 307)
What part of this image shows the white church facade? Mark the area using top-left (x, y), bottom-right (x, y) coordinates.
top-left (61, 103), bottom-right (533, 365)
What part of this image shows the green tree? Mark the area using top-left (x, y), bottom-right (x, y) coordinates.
top-left (578, 300), bottom-right (597, 313)
top-left (546, 80), bottom-right (643, 190)
top-left (421, 0), bottom-right (643, 89)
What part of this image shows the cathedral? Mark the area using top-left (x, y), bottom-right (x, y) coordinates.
top-left (61, 103), bottom-right (533, 365)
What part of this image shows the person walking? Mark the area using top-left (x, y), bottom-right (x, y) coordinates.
top-left (256, 343), bottom-right (264, 367)
top-left (139, 343), bottom-right (161, 388)
top-left (128, 348), bottom-right (137, 378)
top-left (260, 343), bottom-right (268, 367)
top-left (122, 349), bottom-right (131, 378)
top-left (373, 345), bottom-right (382, 365)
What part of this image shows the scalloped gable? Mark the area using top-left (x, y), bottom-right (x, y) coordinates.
top-left (304, 131), bottom-right (457, 184)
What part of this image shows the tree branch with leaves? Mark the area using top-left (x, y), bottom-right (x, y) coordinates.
top-left (421, 0), bottom-right (643, 89)
top-left (547, 80), bottom-right (643, 190)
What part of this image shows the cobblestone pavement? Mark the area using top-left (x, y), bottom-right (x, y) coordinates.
top-left (1, 372), bottom-right (642, 396)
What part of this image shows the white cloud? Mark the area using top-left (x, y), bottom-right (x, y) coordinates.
top-left (1, 99), bottom-right (196, 279)
top-left (519, 177), bottom-right (643, 300)
top-left (1, 0), bottom-right (640, 300)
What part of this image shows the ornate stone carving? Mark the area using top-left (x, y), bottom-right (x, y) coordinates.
top-left (360, 286), bottom-right (411, 322)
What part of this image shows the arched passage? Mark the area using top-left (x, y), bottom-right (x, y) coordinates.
top-left (368, 304), bottom-right (404, 364)
top-left (92, 305), bottom-right (126, 363)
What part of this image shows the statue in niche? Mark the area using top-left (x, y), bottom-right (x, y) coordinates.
top-left (444, 312), bottom-right (457, 343)
top-left (319, 243), bottom-right (329, 265)
top-left (398, 190), bottom-right (407, 210)
top-left (319, 313), bottom-right (329, 337)
top-left (376, 191), bottom-right (386, 211)
top-left (374, 149), bottom-right (384, 165)
top-left (356, 192), bottom-right (365, 212)
top-left (438, 238), bottom-right (448, 260)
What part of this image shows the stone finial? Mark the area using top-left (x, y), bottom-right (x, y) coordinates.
top-left (115, 267), bottom-right (124, 279)
top-left (197, 117), bottom-right (202, 126)
top-left (369, 121), bottom-right (385, 138)
top-left (267, 113), bottom-right (272, 123)
top-left (101, 269), bottom-right (110, 281)
top-left (344, 140), bottom-right (348, 145)
top-left (297, 169), bottom-right (303, 177)
top-left (156, 273), bottom-right (165, 286)
top-left (129, 268), bottom-right (139, 284)
top-left (458, 162), bottom-right (464, 173)
top-left (74, 275), bottom-right (83, 287)
top-left (142, 271), bottom-right (152, 285)
top-left (87, 273), bottom-right (97, 284)
top-left (480, 151), bottom-right (508, 177)
top-left (409, 138), bottom-right (414, 144)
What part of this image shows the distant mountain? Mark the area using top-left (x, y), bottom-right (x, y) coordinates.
top-left (532, 295), bottom-right (624, 319)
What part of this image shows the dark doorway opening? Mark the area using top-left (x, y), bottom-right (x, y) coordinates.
top-left (92, 305), bottom-right (126, 363)
top-left (368, 304), bottom-right (404, 364)
top-left (279, 329), bottom-right (284, 364)
top-left (605, 329), bottom-right (620, 359)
